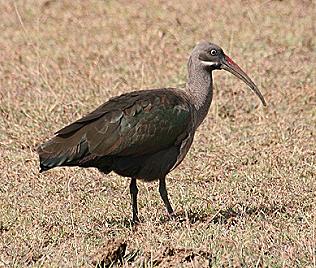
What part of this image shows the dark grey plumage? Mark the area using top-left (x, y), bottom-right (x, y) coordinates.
top-left (39, 89), bottom-right (195, 180)
top-left (38, 41), bottom-right (266, 222)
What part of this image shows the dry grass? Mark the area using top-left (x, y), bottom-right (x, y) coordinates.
top-left (0, 0), bottom-right (315, 267)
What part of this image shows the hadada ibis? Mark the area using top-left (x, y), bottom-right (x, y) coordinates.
top-left (38, 41), bottom-right (266, 223)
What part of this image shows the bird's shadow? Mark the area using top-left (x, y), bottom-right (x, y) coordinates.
top-left (104, 217), bottom-right (138, 229)
top-left (159, 203), bottom-right (287, 226)
top-left (102, 203), bottom-right (287, 228)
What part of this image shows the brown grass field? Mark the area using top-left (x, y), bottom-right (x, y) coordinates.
top-left (0, 0), bottom-right (315, 267)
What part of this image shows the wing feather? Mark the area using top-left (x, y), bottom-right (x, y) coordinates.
top-left (38, 89), bottom-right (194, 169)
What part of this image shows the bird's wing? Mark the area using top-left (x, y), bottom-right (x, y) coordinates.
top-left (39, 89), bottom-right (193, 164)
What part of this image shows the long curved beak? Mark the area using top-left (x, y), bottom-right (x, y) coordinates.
top-left (221, 55), bottom-right (267, 106)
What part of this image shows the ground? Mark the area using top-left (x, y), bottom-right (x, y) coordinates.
top-left (0, 0), bottom-right (315, 267)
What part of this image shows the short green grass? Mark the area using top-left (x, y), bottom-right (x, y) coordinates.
top-left (0, 0), bottom-right (315, 267)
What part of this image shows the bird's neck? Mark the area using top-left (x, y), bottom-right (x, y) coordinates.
top-left (186, 64), bottom-right (213, 128)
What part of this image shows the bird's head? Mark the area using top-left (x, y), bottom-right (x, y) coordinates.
top-left (191, 41), bottom-right (266, 106)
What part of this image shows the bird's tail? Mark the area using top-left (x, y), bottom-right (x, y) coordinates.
top-left (37, 135), bottom-right (88, 172)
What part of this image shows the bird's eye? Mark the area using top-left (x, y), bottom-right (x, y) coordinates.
top-left (210, 49), bottom-right (217, 56)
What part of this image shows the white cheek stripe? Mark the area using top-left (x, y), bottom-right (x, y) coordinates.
top-left (201, 60), bottom-right (217, 66)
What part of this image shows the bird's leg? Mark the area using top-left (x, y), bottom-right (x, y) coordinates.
top-left (159, 177), bottom-right (174, 216)
top-left (130, 177), bottom-right (139, 223)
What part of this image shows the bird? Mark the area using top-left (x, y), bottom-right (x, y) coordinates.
top-left (37, 41), bottom-right (266, 223)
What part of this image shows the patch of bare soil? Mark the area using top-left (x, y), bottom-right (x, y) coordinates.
top-left (92, 239), bottom-right (127, 267)
top-left (92, 238), bottom-right (212, 267)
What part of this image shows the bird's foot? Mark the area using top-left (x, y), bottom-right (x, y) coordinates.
top-left (160, 210), bottom-right (180, 222)
top-left (168, 211), bottom-right (177, 219)
top-left (131, 215), bottom-right (140, 225)
top-left (165, 209), bottom-right (190, 223)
